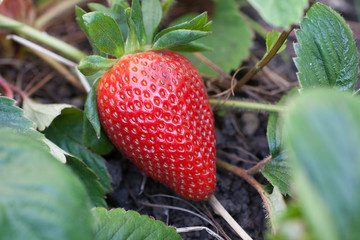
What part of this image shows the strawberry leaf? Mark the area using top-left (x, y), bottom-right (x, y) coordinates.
top-left (283, 89), bottom-right (360, 240)
top-left (83, 11), bottom-right (125, 58)
top-left (130, 0), bottom-right (147, 46)
top-left (85, 78), bottom-right (101, 137)
top-left (92, 208), bottom-right (183, 240)
top-left (0, 129), bottom-right (94, 239)
top-left (247, 0), bottom-right (308, 29)
top-left (154, 12), bottom-right (209, 42)
top-left (83, 114), bottom-right (114, 156)
top-left (66, 155), bottom-right (107, 207)
top-left (294, 3), bottom-right (358, 91)
top-left (22, 99), bottom-right (72, 131)
top-left (169, 42), bottom-right (212, 52)
top-left (266, 29), bottom-right (286, 55)
top-left (176, 0), bottom-right (252, 76)
top-left (125, 8), bottom-right (140, 54)
top-left (152, 29), bottom-right (209, 50)
top-left (142, 0), bottom-right (162, 42)
top-left (44, 108), bottom-right (111, 193)
top-left (78, 55), bottom-right (117, 76)
top-left (88, 2), bottom-right (129, 40)
top-left (75, 7), bottom-right (106, 57)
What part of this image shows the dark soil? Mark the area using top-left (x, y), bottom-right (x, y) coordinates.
top-left (1, 0), bottom-right (358, 239)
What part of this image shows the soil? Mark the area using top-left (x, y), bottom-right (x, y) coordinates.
top-left (0, 0), bottom-right (358, 239)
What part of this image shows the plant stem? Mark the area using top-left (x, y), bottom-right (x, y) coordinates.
top-left (0, 75), bottom-right (14, 99)
top-left (232, 27), bottom-right (294, 92)
top-left (208, 195), bottom-right (253, 240)
top-left (209, 98), bottom-right (287, 113)
top-left (216, 159), bottom-right (275, 233)
top-left (246, 155), bottom-right (272, 174)
top-left (0, 14), bottom-right (86, 61)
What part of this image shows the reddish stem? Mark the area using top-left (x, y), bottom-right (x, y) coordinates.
top-left (0, 75), bottom-right (14, 99)
top-left (246, 155), bottom-right (272, 174)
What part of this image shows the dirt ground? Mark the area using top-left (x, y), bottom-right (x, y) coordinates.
top-left (0, 0), bottom-right (358, 239)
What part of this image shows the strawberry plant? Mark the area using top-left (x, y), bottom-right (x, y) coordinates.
top-left (0, 0), bottom-right (360, 239)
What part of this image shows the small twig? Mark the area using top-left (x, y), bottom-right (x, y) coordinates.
top-left (246, 155), bottom-right (273, 174)
top-left (26, 73), bottom-right (54, 97)
top-left (176, 226), bottom-right (225, 240)
top-left (208, 195), bottom-right (253, 240)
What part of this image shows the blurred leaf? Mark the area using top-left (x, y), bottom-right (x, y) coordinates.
top-left (44, 108), bottom-right (111, 193)
top-left (23, 99), bottom-right (72, 131)
top-left (85, 78), bottom-right (101, 137)
top-left (247, 0), bottom-right (308, 29)
top-left (153, 29), bottom-right (209, 50)
top-left (83, 114), bottom-right (114, 155)
top-left (266, 29), bottom-right (286, 54)
top-left (0, 129), bottom-right (94, 240)
top-left (265, 186), bottom-right (287, 233)
top-left (294, 3), bottom-right (358, 91)
top-left (78, 55), bottom-right (117, 76)
top-left (169, 42), bottom-right (212, 52)
top-left (142, 0), bottom-right (162, 42)
top-left (261, 153), bottom-right (291, 195)
top-left (283, 89), bottom-right (360, 240)
top-left (83, 12), bottom-right (125, 58)
top-left (178, 0), bottom-right (252, 76)
top-left (92, 208), bottom-right (183, 240)
top-left (66, 155), bottom-right (107, 208)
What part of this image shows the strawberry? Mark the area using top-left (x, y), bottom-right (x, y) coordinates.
top-left (78, 0), bottom-right (216, 200)
top-left (97, 50), bottom-right (216, 200)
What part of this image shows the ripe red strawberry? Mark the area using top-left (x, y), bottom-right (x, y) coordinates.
top-left (97, 50), bottom-right (216, 200)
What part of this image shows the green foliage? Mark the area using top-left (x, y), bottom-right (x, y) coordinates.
top-left (44, 108), bottom-right (111, 193)
top-left (82, 12), bottom-right (125, 58)
top-left (85, 78), bottom-right (102, 137)
top-left (177, 0), bottom-right (252, 76)
top-left (294, 3), bottom-right (358, 91)
top-left (78, 56), bottom-right (117, 76)
top-left (0, 129), bottom-right (94, 240)
top-left (92, 208), bottom-right (183, 240)
top-left (266, 30), bottom-right (286, 55)
top-left (283, 89), bottom-right (360, 240)
top-left (142, 0), bottom-right (162, 42)
top-left (247, 0), bottom-right (308, 29)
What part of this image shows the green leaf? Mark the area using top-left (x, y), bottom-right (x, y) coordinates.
top-left (83, 114), bottom-right (114, 155)
top-left (247, 0), bottom-right (308, 29)
top-left (130, 0), bottom-right (147, 46)
top-left (0, 96), bottom-right (32, 130)
top-left (0, 97), bottom-right (67, 163)
top-left (177, 0), bottom-right (252, 76)
top-left (142, 0), bottom-right (162, 42)
top-left (92, 208), bottom-right (183, 240)
top-left (78, 55), bottom-right (117, 76)
top-left (83, 11), bottom-right (125, 58)
top-left (266, 29), bottom-right (286, 54)
top-left (85, 78), bottom-right (101, 137)
top-left (261, 153), bottom-right (292, 195)
top-left (294, 3), bottom-right (358, 91)
top-left (125, 8), bottom-right (140, 54)
top-left (75, 7), bottom-right (106, 57)
top-left (169, 42), bottom-right (212, 52)
top-left (283, 89), bottom-right (360, 240)
top-left (153, 29), bottom-right (209, 50)
top-left (265, 186), bottom-right (287, 233)
top-left (66, 155), bottom-right (107, 208)
top-left (154, 12), bottom-right (209, 42)
top-left (0, 129), bottom-right (94, 240)
top-left (88, 2), bottom-right (129, 40)
top-left (44, 108), bottom-right (111, 193)
top-left (22, 99), bottom-right (72, 131)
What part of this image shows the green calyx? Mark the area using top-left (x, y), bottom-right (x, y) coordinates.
top-left (77, 0), bottom-right (212, 76)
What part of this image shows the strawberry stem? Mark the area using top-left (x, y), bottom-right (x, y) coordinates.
top-left (208, 195), bottom-right (253, 240)
top-left (209, 98), bottom-right (287, 113)
top-left (0, 75), bottom-right (14, 99)
top-left (0, 14), bottom-right (86, 61)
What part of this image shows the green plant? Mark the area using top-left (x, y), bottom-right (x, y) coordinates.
top-left (0, 0), bottom-right (359, 239)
